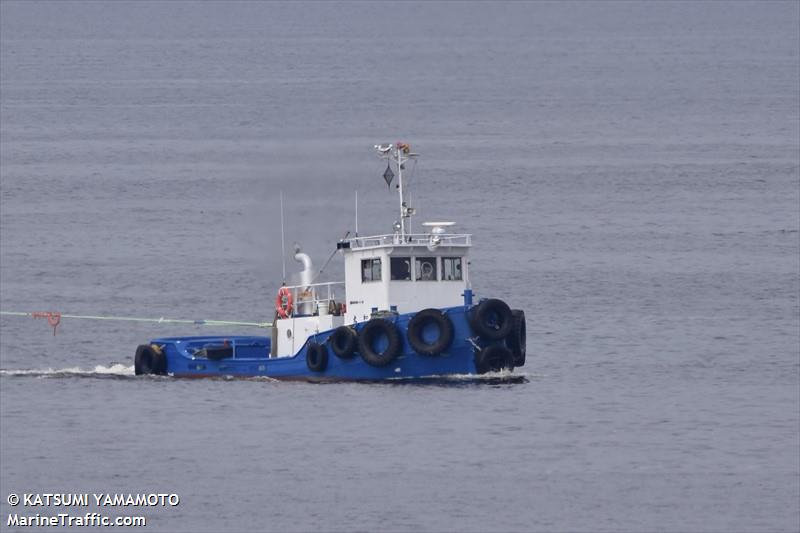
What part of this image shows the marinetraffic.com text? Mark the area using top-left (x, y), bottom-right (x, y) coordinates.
top-left (6, 492), bottom-right (181, 528)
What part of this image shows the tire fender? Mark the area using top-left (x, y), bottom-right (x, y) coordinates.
top-left (474, 344), bottom-right (514, 374)
top-left (329, 326), bottom-right (358, 359)
top-left (306, 342), bottom-right (329, 372)
top-left (358, 319), bottom-right (401, 367)
top-left (135, 344), bottom-right (166, 376)
top-left (468, 299), bottom-right (513, 340)
top-left (507, 309), bottom-right (527, 367)
top-left (406, 308), bottom-right (454, 356)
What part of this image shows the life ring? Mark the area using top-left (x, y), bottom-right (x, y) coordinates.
top-left (474, 344), bottom-right (514, 374)
top-left (406, 308), bottom-right (454, 356)
top-left (329, 326), bottom-right (357, 359)
top-left (358, 318), bottom-right (401, 367)
top-left (134, 344), bottom-right (167, 376)
top-left (507, 309), bottom-right (526, 367)
top-left (306, 342), bottom-right (328, 372)
top-left (275, 286), bottom-right (293, 319)
top-left (468, 298), bottom-right (513, 340)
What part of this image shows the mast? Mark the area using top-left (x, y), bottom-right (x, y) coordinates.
top-left (374, 142), bottom-right (417, 240)
top-left (397, 145), bottom-right (406, 238)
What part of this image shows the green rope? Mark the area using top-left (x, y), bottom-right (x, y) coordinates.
top-left (0, 311), bottom-right (271, 329)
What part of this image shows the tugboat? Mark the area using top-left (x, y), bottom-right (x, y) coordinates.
top-left (134, 143), bottom-right (526, 380)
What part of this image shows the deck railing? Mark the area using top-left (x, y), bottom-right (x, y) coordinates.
top-left (282, 281), bottom-right (345, 316)
top-left (343, 233), bottom-right (472, 249)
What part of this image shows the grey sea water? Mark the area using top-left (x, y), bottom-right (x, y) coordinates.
top-left (1, 2), bottom-right (798, 532)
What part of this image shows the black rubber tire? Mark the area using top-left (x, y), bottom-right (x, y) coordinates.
top-left (135, 344), bottom-right (166, 376)
top-left (468, 299), bottom-right (513, 340)
top-left (329, 326), bottom-right (357, 359)
top-left (358, 318), bottom-right (401, 367)
top-left (474, 344), bottom-right (514, 374)
top-left (507, 309), bottom-right (527, 367)
top-left (306, 342), bottom-right (328, 373)
top-left (406, 308), bottom-right (454, 356)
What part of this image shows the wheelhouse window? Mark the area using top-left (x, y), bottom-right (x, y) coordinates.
top-left (361, 258), bottom-right (382, 282)
top-left (390, 257), bottom-right (412, 281)
top-left (443, 257), bottom-right (463, 281)
top-left (415, 257), bottom-right (438, 281)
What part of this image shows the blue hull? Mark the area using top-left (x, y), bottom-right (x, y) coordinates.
top-left (144, 304), bottom-right (517, 381)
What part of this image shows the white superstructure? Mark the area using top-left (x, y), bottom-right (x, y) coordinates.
top-left (271, 143), bottom-right (471, 357)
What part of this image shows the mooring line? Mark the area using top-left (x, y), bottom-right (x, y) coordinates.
top-left (0, 310), bottom-right (272, 336)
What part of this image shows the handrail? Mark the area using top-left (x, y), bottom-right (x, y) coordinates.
top-left (283, 280), bottom-right (344, 291)
top-left (344, 233), bottom-right (472, 249)
top-left (280, 281), bottom-right (344, 317)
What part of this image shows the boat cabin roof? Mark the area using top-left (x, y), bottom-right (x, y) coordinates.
top-left (337, 232), bottom-right (471, 252)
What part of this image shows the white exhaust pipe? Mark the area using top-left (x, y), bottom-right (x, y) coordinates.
top-left (293, 244), bottom-right (314, 314)
top-left (293, 244), bottom-right (313, 288)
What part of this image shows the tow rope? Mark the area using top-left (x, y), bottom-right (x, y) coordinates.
top-left (0, 311), bottom-right (272, 336)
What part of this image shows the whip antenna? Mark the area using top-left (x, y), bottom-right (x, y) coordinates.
top-left (280, 190), bottom-right (286, 282)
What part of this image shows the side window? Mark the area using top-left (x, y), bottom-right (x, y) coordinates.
top-left (390, 257), bottom-right (412, 281)
top-left (415, 257), bottom-right (438, 281)
top-left (361, 258), bottom-right (382, 282)
top-left (443, 257), bottom-right (463, 281)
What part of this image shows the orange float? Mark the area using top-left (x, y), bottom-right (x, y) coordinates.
top-left (275, 287), bottom-right (293, 319)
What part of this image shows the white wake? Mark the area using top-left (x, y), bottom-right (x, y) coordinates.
top-left (0, 364), bottom-right (135, 378)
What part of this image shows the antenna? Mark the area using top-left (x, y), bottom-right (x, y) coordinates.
top-left (280, 190), bottom-right (286, 282)
top-left (355, 190), bottom-right (358, 236)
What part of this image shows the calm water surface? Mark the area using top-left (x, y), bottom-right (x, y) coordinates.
top-left (1, 2), bottom-right (798, 532)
